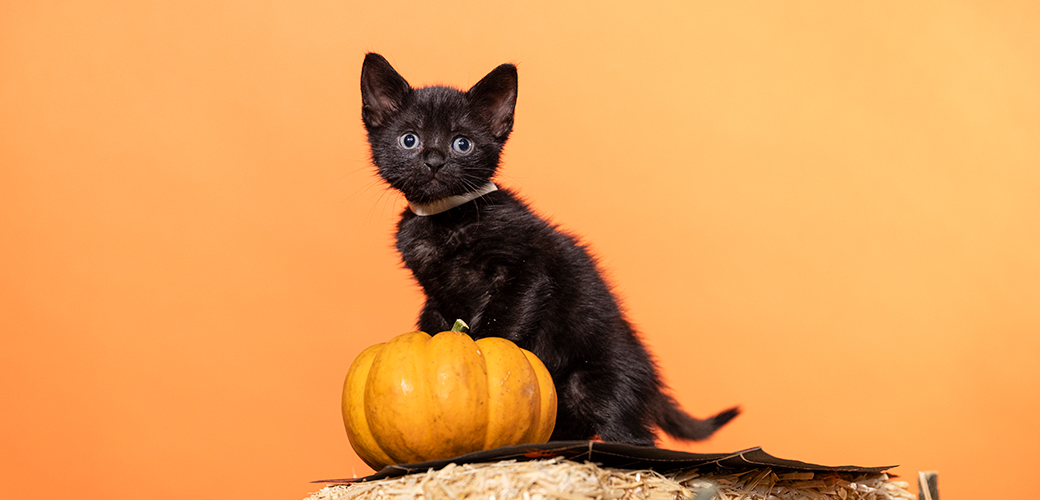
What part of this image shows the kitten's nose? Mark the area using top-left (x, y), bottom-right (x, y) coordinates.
top-left (423, 150), bottom-right (446, 173)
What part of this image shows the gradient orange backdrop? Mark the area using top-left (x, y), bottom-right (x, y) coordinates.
top-left (2, 2), bottom-right (1038, 499)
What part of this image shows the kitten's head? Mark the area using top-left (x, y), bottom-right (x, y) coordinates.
top-left (361, 53), bottom-right (517, 205)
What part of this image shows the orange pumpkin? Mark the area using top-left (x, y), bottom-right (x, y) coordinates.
top-left (342, 323), bottom-right (557, 471)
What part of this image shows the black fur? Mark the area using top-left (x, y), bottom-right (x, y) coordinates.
top-left (360, 53), bottom-right (738, 446)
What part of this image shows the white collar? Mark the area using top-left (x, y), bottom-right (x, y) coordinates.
top-left (408, 182), bottom-right (498, 216)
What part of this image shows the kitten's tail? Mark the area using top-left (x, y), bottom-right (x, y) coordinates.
top-left (656, 395), bottom-right (740, 441)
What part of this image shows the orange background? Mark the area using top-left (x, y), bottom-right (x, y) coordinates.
top-left (2, 2), bottom-right (1038, 499)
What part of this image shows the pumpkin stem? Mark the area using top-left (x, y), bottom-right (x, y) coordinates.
top-left (451, 318), bottom-right (470, 333)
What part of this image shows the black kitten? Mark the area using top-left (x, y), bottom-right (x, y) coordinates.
top-left (360, 53), bottom-right (738, 446)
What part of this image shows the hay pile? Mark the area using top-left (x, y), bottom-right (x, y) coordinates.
top-left (306, 457), bottom-right (915, 500)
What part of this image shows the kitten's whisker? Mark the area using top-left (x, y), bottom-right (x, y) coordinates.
top-left (367, 185), bottom-right (404, 224)
top-left (350, 177), bottom-right (386, 204)
top-left (491, 171), bottom-right (520, 191)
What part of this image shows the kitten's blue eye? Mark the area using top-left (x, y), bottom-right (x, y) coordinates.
top-left (399, 133), bottom-right (420, 149)
top-left (452, 136), bottom-right (472, 154)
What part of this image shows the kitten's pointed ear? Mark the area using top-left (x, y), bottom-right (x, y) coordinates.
top-left (361, 53), bottom-right (411, 129)
top-left (468, 64), bottom-right (518, 140)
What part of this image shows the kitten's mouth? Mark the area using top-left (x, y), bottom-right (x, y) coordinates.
top-left (401, 175), bottom-right (461, 204)
top-left (395, 171), bottom-right (453, 204)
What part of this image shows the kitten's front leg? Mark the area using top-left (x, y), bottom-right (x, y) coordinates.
top-left (433, 267), bottom-right (507, 340)
top-left (464, 270), bottom-right (549, 345)
top-left (417, 299), bottom-right (451, 333)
